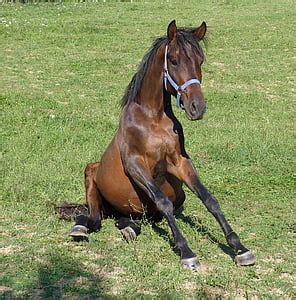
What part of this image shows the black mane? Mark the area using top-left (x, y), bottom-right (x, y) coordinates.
top-left (120, 28), bottom-right (205, 108)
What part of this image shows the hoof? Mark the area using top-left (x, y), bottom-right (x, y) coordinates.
top-left (120, 226), bottom-right (137, 242)
top-left (181, 257), bottom-right (200, 272)
top-left (70, 225), bottom-right (89, 242)
top-left (235, 251), bottom-right (256, 266)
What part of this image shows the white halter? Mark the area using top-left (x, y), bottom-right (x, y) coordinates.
top-left (164, 45), bottom-right (201, 108)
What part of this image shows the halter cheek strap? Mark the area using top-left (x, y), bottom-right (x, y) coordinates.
top-left (164, 45), bottom-right (201, 108)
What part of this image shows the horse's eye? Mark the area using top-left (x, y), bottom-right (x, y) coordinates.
top-left (171, 59), bottom-right (178, 66)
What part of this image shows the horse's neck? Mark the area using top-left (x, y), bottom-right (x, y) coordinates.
top-left (137, 48), bottom-right (165, 115)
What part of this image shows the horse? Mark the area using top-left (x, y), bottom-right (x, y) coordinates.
top-left (56, 20), bottom-right (256, 271)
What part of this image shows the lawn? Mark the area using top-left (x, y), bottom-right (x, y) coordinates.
top-left (1, 0), bottom-right (295, 298)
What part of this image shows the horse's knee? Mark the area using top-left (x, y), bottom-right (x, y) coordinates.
top-left (203, 196), bottom-right (221, 214)
top-left (156, 195), bottom-right (174, 216)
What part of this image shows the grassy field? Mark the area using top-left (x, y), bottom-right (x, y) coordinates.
top-left (1, 1), bottom-right (295, 298)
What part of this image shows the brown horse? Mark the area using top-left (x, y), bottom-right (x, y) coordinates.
top-left (58, 20), bottom-right (255, 271)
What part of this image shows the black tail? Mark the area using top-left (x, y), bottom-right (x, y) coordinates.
top-left (55, 202), bottom-right (89, 221)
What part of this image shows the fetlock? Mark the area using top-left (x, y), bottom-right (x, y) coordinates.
top-left (87, 218), bottom-right (101, 233)
top-left (75, 214), bottom-right (89, 227)
top-left (226, 231), bottom-right (248, 254)
top-left (115, 218), bottom-right (141, 242)
top-left (115, 218), bottom-right (141, 236)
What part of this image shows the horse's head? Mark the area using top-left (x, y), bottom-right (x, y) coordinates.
top-left (164, 20), bottom-right (207, 121)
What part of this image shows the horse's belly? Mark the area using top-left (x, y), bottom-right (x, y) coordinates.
top-left (100, 179), bottom-right (180, 217)
top-left (95, 143), bottom-right (138, 214)
top-left (96, 140), bottom-right (184, 217)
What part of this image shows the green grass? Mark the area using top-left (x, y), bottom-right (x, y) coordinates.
top-left (1, 1), bottom-right (295, 298)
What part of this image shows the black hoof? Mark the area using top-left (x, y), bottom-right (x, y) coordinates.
top-left (181, 257), bottom-right (200, 272)
top-left (235, 251), bottom-right (256, 266)
top-left (70, 225), bottom-right (89, 242)
top-left (120, 226), bottom-right (137, 242)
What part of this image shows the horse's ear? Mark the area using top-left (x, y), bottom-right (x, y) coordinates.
top-left (195, 21), bottom-right (207, 41)
top-left (167, 20), bottom-right (177, 42)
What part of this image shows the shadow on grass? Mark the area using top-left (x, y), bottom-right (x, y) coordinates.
top-left (152, 212), bottom-right (235, 260)
top-left (28, 250), bottom-right (106, 299)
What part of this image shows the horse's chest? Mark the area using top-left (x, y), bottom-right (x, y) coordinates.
top-left (149, 133), bottom-right (174, 151)
top-left (145, 127), bottom-right (179, 166)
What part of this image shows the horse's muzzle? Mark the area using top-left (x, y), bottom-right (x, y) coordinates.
top-left (186, 98), bottom-right (206, 121)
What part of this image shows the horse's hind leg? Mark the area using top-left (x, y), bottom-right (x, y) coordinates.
top-left (70, 162), bottom-right (102, 241)
top-left (115, 217), bottom-right (141, 242)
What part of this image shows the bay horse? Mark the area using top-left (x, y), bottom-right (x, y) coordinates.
top-left (58, 20), bottom-right (255, 271)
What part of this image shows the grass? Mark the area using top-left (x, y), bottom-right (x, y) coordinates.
top-left (1, 0), bottom-right (295, 298)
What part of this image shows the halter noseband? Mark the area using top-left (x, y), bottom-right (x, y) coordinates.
top-left (164, 45), bottom-right (201, 109)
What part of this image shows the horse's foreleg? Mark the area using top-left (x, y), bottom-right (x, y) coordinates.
top-left (70, 162), bottom-right (102, 241)
top-left (124, 155), bottom-right (199, 271)
top-left (171, 157), bottom-right (255, 266)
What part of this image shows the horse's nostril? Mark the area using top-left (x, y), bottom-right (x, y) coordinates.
top-left (191, 101), bottom-right (198, 114)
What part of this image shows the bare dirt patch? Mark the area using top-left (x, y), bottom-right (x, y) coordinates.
top-left (0, 245), bottom-right (23, 255)
top-left (280, 272), bottom-right (296, 283)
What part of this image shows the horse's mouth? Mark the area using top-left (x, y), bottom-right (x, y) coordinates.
top-left (185, 109), bottom-right (206, 121)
